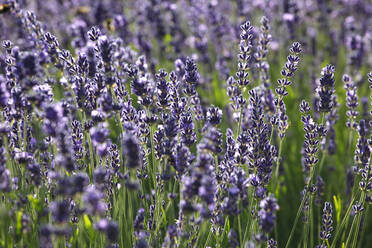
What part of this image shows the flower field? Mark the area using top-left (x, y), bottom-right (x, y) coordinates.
top-left (0, 1), bottom-right (371, 247)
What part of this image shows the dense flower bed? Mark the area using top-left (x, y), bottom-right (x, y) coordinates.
top-left (0, 0), bottom-right (371, 247)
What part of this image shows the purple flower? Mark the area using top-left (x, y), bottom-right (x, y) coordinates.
top-left (319, 202), bottom-right (333, 242)
top-left (206, 105), bottom-right (222, 126)
top-left (317, 65), bottom-right (335, 113)
top-left (122, 132), bottom-right (142, 169)
top-left (343, 74), bottom-right (359, 129)
top-left (180, 111), bottom-right (196, 146)
top-left (258, 195), bottom-right (279, 233)
top-left (83, 186), bottom-right (106, 215)
top-left (183, 57), bottom-right (199, 96)
top-left (50, 200), bottom-right (70, 223)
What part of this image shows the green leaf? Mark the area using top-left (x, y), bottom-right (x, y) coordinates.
top-left (16, 211), bottom-right (22, 237)
top-left (333, 195), bottom-right (342, 224)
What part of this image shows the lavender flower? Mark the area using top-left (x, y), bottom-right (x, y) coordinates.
top-left (88, 26), bottom-right (101, 41)
top-left (275, 42), bottom-right (301, 97)
top-left (317, 65), bottom-right (335, 113)
top-left (319, 202), bottom-right (333, 243)
top-left (301, 108), bottom-right (320, 171)
top-left (1, 3), bottom-right (372, 247)
top-left (183, 57), bottom-right (199, 96)
top-left (206, 105), bottom-right (223, 126)
top-left (236, 20), bottom-right (254, 87)
top-left (156, 69), bottom-right (171, 109)
top-left (343, 74), bottom-right (359, 129)
top-left (228, 229), bottom-right (239, 248)
top-left (50, 200), bottom-right (70, 223)
top-left (122, 132), bottom-right (142, 169)
top-left (258, 195), bottom-right (279, 233)
top-left (355, 120), bottom-right (370, 172)
top-left (83, 186), bottom-right (106, 215)
top-left (0, 168), bottom-right (11, 192)
top-left (198, 126), bottom-right (222, 154)
top-left (180, 111), bottom-right (196, 146)
top-left (71, 120), bottom-right (84, 160)
top-left (275, 42), bottom-right (302, 138)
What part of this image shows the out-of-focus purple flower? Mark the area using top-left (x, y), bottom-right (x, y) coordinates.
top-left (228, 229), bottom-right (239, 248)
top-left (198, 126), bottom-right (222, 154)
top-left (122, 132), bottom-right (142, 169)
top-left (0, 168), bottom-right (11, 192)
top-left (258, 195), bottom-right (279, 233)
top-left (90, 123), bottom-right (110, 156)
top-left (83, 186), bottom-right (106, 215)
top-left (0, 81), bottom-right (9, 107)
top-left (174, 143), bottom-right (191, 174)
top-left (133, 208), bottom-right (145, 233)
top-left (50, 200), bottom-right (70, 223)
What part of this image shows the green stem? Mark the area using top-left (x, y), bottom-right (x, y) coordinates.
top-left (236, 107), bottom-right (243, 139)
top-left (87, 133), bottom-right (95, 178)
top-left (218, 216), bottom-right (229, 248)
top-left (272, 139), bottom-right (283, 197)
top-left (358, 207), bottom-right (368, 248)
top-left (242, 188), bottom-right (254, 243)
top-left (330, 196), bottom-right (356, 248)
top-left (310, 192), bottom-right (314, 248)
top-left (285, 166), bottom-right (315, 248)
top-left (317, 150), bottom-right (327, 175)
top-left (348, 192), bottom-right (366, 248)
top-left (303, 217), bottom-right (309, 248)
top-left (23, 114), bottom-right (28, 152)
top-left (205, 229), bottom-right (213, 247)
top-left (238, 213), bottom-right (242, 248)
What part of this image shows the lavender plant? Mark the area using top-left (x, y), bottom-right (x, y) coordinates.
top-left (0, 1), bottom-right (371, 248)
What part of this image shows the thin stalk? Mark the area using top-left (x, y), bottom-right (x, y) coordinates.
top-left (205, 229), bottom-right (213, 247)
top-left (359, 207), bottom-right (369, 248)
top-left (23, 115), bottom-right (28, 152)
top-left (317, 150), bottom-right (327, 175)
top-left (303, 217), bottom-right (309, 248)
top-left (347, 160), bottom-right (371, 248)
top-left (348, 191), bottom-right (366, 248)
top-left (242, 188), bottom-right (254, 243)
top-left (87, 134), bottom-right (95, 178)
top-left (148, 113), bottom-right (157, 188)
top-left (238, 212), bottom-right (243, 248)
top-left (217, 216), bottom-right (229, 248)
top-left (153, 158), bottom-right (166, 244)
top-left (236, 107), bottom-right (243, 139)
top-left (195, 222), bottom-right (207, 247)
top-left (310, 192), bottom-right (314, 248)
top-left (272, 138), bottom-right (283, 197)
top-left (269, 124), bottom-right (274, 144)
top-left (330, 196), bottom-right (356, 248)
top-left (285, 166), bottom-right (315, 248)
top-left (350, 210), bottom-right (363, 248)
top-left (248, 197), bottom-right (258, 242)
top-left (317, 204), bottom-right (321, 245)
top-left (127, 186), bottom-right (134, 246)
